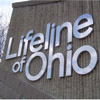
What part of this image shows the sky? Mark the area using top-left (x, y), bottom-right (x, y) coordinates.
top-left (0, 0), bottom-right (29, 19)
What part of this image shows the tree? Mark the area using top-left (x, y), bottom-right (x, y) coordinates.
top-left (0, 11), bottom-right (10, 61)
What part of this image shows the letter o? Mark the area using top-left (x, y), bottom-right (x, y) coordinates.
top-left (12, 62), bottom-right (20, 73)
top-left (72, 45), bottom-right (97, 75)
top-left (25, 52), bottom-right (47, 81)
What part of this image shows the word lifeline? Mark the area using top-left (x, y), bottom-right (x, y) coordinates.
top-left (6, 14), bottom-right (97, 81)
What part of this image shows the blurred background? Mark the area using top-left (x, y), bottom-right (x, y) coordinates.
top-left (0, 0), bottom-right (29, 61)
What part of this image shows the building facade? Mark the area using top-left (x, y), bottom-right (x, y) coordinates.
top-left (0, 0), bottom-right (100, 99)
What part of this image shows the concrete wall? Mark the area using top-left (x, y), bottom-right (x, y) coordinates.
top-left (0, 0), bottom-right (100, 99)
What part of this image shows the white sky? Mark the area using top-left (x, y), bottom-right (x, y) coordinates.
top-left (0, 0), bottom-right (29, 19)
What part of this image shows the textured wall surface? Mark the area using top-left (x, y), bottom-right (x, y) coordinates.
top-left (0, 0), bottom-right (100, 99)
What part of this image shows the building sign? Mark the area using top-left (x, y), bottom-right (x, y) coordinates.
top-left (5, 13), bottom-right (97, 81)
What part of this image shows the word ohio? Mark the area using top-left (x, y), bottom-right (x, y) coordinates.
top-left (6, 13), bottom-right (97, 81)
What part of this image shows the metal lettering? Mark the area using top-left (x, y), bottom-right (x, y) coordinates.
top-left (72, 45), bottom-right (97, 74)
top-left (73, 14), bottom-right (93, 39)
top-left (30, 33), bottom-right (44, 52)
top-left (25, 52), bottom-right (47, 81)
top-left (6, 37), bottom-right (17, 59)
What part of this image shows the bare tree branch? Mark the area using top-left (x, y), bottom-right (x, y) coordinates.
top-left (0, 11), bottom-right (10, 61)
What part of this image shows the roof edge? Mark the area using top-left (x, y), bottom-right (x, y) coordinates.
top-left (12, 0), bottom-right (62, 8)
